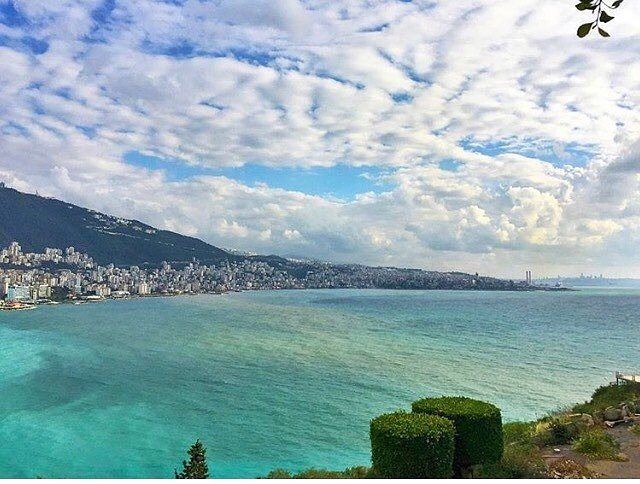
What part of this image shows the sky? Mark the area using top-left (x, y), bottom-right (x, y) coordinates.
top-left (1, 0), bottom-right (640, 278)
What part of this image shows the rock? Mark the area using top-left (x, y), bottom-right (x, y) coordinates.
top-left (580, 413), bottom-right (595, 427)
top-left (604, 406), bottom-right (622, 421)
top-left (620, 404), bottom-right (632, 419)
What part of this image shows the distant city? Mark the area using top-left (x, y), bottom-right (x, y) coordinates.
top-left (537, 274), bottom-right (640, 288)
top-left (0, 241), bottom-right (538, 310)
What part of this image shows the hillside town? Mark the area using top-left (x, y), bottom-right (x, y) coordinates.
top-left (0, 241), bottom-right (302, 309)
top-left (0, 241), bottom-right (533, 310)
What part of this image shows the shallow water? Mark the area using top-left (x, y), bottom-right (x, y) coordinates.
top-left (0, 288), bottom-right (639, 477)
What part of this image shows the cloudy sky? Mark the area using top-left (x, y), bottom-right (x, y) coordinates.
top-left (1, 0), bottom-right (640, 277)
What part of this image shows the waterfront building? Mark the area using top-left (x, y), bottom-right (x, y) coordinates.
top-left (6, 285), bottom-right (31, 302)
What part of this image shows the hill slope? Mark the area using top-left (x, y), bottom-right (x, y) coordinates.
top-left (0, 186), bottom-right (233, 266)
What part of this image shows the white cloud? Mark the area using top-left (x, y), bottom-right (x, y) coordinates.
top-left (1, 0), bottom-right (640, 276)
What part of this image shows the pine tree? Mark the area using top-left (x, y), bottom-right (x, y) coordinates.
top-left (175, 439), bottom-right (209, 479)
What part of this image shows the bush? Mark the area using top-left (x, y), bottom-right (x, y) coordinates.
top-left (264, 466), bottom-right (376, 479)
top-left (291, 469), bottom-right (347, 479)
top-left (572, 428), bottom-right (621, 460)
top-left (412, 396), bottom-right (503, 470)
top-left (477, 441), bottom-right (546, 478)
top-left (370, 411), bottom-right (455, 478)
top-left (573, 383), bottom-right (640, 417)
top-left (533, 412), bottom-right (592, 446)
top-left (503, 421), bottom-right (535, 446)
top-left (340, 467), bottom-right (377, 479)
top-left (265, 469), bottom-right (293, 478)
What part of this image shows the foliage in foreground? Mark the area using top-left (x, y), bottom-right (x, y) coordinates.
top-left (262, 383), bottom-right (640, 479)
top-left (264, 466), bottom-right (375, 479)
top-left (370, 411), bottom-right (455, 478)
top-left (575, 0), bottom-right (624, 38)
top-left (411, 396), bottom-right (503, 471)
top-left (572, 428), bottom-right (621, 460)
top-left (175, 440), bottom-right (209, 479)
top-left (547, 459), bottom-right (600, 479)
top-left (476, 441), bottom-right (546, 479)
top-left (476, 421), bottom-right (546, 478)
top-left (531, 415), bottom-right (587, 446)
top-left (572, 382), bottom-right (640, 417)
top-left (502, 421), bottom-right (536, 446)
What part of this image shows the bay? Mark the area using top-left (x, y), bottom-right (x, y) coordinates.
top-left (0, 288), bottom-right (639, 478)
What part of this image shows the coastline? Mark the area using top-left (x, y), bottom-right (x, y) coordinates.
top-left (1, 284), bottom-right (574, 312)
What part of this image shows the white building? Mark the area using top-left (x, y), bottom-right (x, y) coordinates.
top-left (6, 285), bottom-right (31, 302)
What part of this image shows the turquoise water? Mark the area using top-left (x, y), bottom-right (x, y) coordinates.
top-left (0, 288), bottom-right (639, 478)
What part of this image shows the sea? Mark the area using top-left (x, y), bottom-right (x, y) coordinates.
top-left (0, 288), bottom-right (639, 478)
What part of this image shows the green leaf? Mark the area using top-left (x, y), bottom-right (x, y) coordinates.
top-left (600, 11), bottom-right (614, 22)
top-left (577, 22), bottom-right (593, 38)
top-left (576, 0), bottom-right (596, 9)
top-left (598, 27), bottom-right (611, 37)
top-left (612, 0), bottom-right (623, 8)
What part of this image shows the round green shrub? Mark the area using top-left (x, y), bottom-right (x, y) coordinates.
top-left (412, 396), bottom-right (503, 470)
top-left (370, 411), bottom-right (455, 478)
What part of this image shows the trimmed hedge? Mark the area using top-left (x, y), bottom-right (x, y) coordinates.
top-left (370, 411), bottom-right (455, 478)
top-left (412, 396), bottom-right (503, 470)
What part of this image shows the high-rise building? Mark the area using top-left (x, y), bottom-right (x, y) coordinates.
top-left (8, 241), bottom-right (21, 257)
top-left (6, 285), bottom-right (31, 302)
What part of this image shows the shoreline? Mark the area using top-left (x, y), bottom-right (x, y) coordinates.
top-left (0, 284), bottom-right (576, 312)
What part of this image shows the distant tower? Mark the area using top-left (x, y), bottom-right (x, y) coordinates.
top-left (525, 270), bottom-right (532, 285)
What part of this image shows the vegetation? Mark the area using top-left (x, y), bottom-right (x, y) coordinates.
top-left (264, 467), bottom-right (376, 479)
top-left (575, 0), bottom-right (625, 38)
top-left (531, 415), bottom-right (585, 446)
top-left (261, 382), bottom-right (640, 479)
top-left (547, 459), bottom-right (599, 479)
top-left (175, 440), bottom-right (209, 479)
top-left (572, 382), bottom-right (640, 417)
top-left (572, 428), bottom-right (621, 460)
top-left (0, 185), bottom-right (232, 267)
top-left (476, 441), bottom-right (546, 478)
top-left (502, 421), bottom-right (535, 445)
top-left (369, 411), bottom-right (455, 478)
top-left (476, 421), bottom-right (546, 478)
top-left (411, 396), bottom-right (503, 471)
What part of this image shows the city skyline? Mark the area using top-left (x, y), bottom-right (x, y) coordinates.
top-left (2, 1), bottom-right (640, 277)
top-left (0, 239), bottom-right (535, 309)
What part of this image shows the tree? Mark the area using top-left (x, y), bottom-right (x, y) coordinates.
top-left (175, 440), bottom-right (209, 479)
top-left (575, 0), bottom-right (625, 38)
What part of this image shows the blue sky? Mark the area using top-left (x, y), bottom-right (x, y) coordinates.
top-left (1, 0), bottom-right (640, 276)
top-left (124, 152), bottom-right (391, 200)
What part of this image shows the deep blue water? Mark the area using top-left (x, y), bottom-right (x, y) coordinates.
top-left (0, 288), bottom-right (639, 478)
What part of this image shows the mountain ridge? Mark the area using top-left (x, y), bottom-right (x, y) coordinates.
top-left (0, 185), bottom-right (239, 267)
